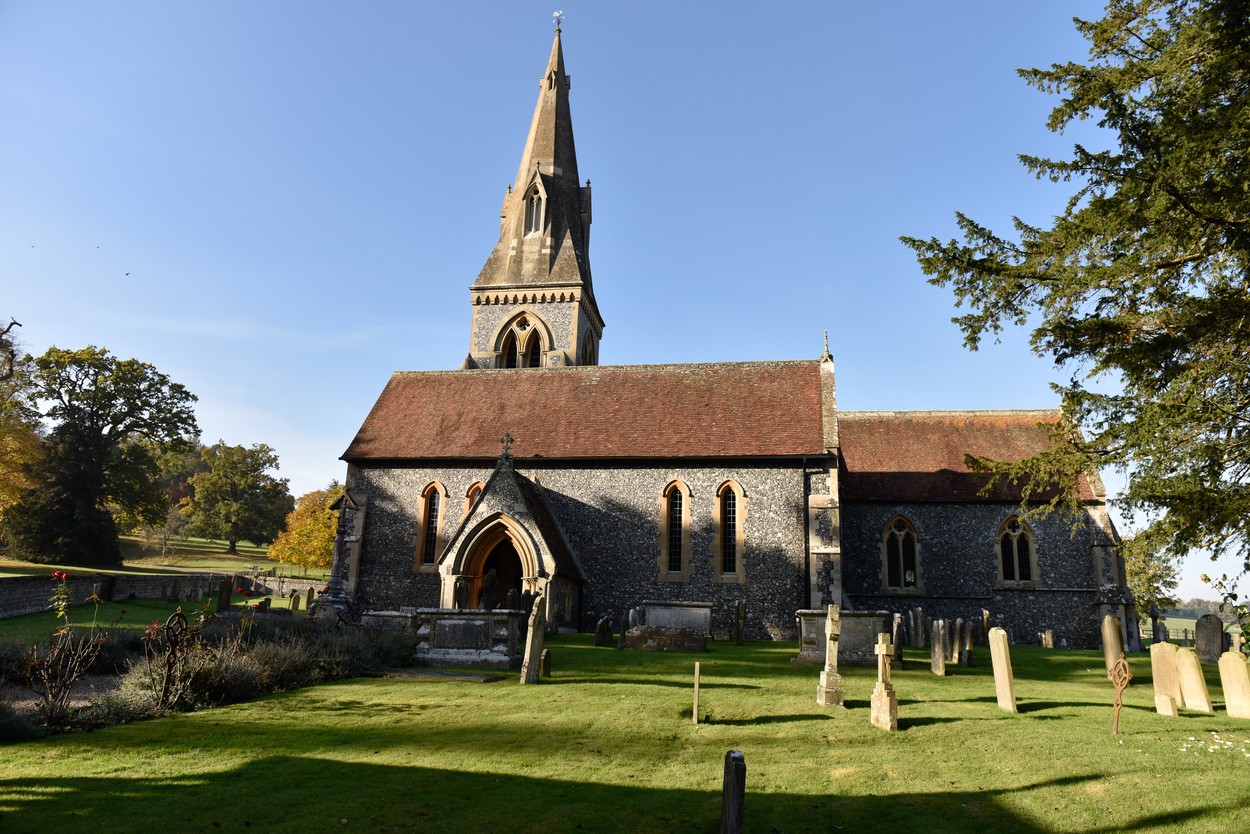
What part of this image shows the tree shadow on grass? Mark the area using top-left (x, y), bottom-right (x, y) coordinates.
top-left (3, 756), bottom-right (1242, 834)
top-left (552, 676), bottom-right (762, 690)
top-left (710, 713), bottom-right (830, 726)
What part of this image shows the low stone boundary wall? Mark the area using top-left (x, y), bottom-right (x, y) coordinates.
top-left (0, 573), bottom-right (226, 619)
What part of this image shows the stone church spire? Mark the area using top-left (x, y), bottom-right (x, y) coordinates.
top-left (465, 26), bottom-right (604, 370)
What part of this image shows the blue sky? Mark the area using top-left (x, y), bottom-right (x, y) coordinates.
top-left (0, 2), bottom-right (1232, 598)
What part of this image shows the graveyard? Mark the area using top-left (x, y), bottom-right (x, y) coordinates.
top-left (2, 630), bottom-right (1248, 834)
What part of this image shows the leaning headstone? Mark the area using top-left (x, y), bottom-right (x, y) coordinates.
top-left (616, 609), bottom-right (629, 651)
top-left (951, 618), bottom-right (965, 662)
top-left (891, 613), bottom-right (905, 669)
top-left (870, 634), bottom-right (899, 731)
top-left (816, 605), bottom-right (844, 708)
top-left (1150, 641), bottom-right (1184, 715)
top-left (1175, 647), bottom-right (1213, 713)
top-left (1101, 615), bottom-right (1124, 675)
top-left (989, 627), bottom-right (1017, 713)
top-left (520, 594), bottom-right (547, 685)
top-left (930, 620), bottom-right (947, 677)
top-left (540, 648), bottom-right (552, 678)
top-left (720, 750), bottom-right (745, 834)
top-left (1195, 614), bottom-right (1224, 665)
top-left (216, 578), bottom-right (233, 613)
top-left (1218, 651), bottom-right (1250, 720)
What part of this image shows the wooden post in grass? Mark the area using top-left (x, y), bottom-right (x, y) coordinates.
top-left (693, 661), bottom-right (701, 725)
top-left (720, 750), bottom-right (745, 834)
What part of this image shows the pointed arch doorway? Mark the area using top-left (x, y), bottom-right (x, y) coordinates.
top-left (454, 518), bottom-right (536, 610)
top-left (476, 538), bottom-right (525, 609)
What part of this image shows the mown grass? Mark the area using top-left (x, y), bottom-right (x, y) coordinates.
top-left (2, 637), bottom-right (1246, 833)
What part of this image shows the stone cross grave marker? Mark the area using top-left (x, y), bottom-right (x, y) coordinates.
top-left (1101, 615), bottom-right (1124, 675)
top-left (1150, 641), bottom-right (1184, 716)
top-left (989, 627), bottom-right (1017, 713)
top-left (870, 633), bottom-right (898, 731)
top-left (1218, 651), bottom-right (1250, 720)
top-left (1175, 647), bottom-right (1213, 713)
top-left (520, 594), bottom-right (547, 685)
top-left (816, 604), bottom-right (844, 708)
top-left (1195, 614), bottom-right (1224, 665)
top-left (930, 620), bottom-right (947, 677)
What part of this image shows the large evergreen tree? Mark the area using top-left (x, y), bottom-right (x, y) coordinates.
top-left (902, 1), bottom-right (1250, 586)
top-left (5, 346), bottom-right (198, 564)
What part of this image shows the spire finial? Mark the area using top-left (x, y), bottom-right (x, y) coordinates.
top-left (553, 10), bottom-right (564, 31)
top-left (500, 432), bottom-right (515, 459)
top-left (821, 331), bottom-right (833, 363)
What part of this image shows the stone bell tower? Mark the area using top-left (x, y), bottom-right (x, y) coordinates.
top-left (463, 24), bottom-right (604, 370)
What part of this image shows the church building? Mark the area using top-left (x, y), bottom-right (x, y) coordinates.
top-left (326, 28), bottom-right (1135, 649)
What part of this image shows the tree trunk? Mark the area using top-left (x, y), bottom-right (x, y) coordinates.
top-left (227, 539), bottom-right (238, 554)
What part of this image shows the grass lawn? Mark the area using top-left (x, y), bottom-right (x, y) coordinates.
top-left (0, 536), bottom-right (328, 581)
top-left (2, 638), bottom-right (1247, 833)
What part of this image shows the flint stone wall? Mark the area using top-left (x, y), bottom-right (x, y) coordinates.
top-left (841, 501), bottom-right (1104, 648)
top-left (350, 461), bottom-right (811, 639)
top-left (0, 573), bottom-right (225, 619)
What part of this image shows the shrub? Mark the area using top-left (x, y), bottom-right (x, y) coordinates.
top-left (0, 700), bottom-right (45, 742)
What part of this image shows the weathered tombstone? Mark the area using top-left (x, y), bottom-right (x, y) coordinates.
top-left (1233, 632), bottom-right (1247, 654)
top-left (734, 600), bottom-right (746, 645)
top-left (870, 634), bottom-right (898, 731)
top-left (521, 589), bottom-right (535, 614)
top-left (291, 593), bottom-right (301, 613)
top-left (1195, 614), bottom-right (1224, 665)
top-left (1150, 641), bottom-right (1184, 715)
top-left (720, 750), bottom-right (745, 834)
top-left (616, 609), bottom-right (629, 650)
top-left (506, 587), bottom-right (521, 611)
top-left (519, 594), bottom-right (547, 685)
top-left (981, 609), bottom-right (991, 643)
top-left (216, 578), bottom-right (233, 612)
top-left (1149, 604), bottom-right (1162, 644)
top-left (1175, 647), bottom-right (1213, 713)
top-left (951, 618), bottom-right (965, 662)
top-left (479, 568), bottom-right (498, 611)
top-left (256, 597), bottom-right (271, 612)
top-left (912, 607), bottom-right (926, 648)
top-left (629, 608), bottom-right (639, 628)
top-left (959, 623), bottom-right (974, 667)
top-left (816, 604), bottom-right (844, 708)
top-left (930, 620), bottom-right (947, 676)
top-left (1154, 619), bottom-right (1168, 645)
top-left (1218, 651), bottom-right (1250, 720)
top-left (693, 661), bottom-right (701, 725)
top-left (1040, 629), bottom-right (1055, 649)
top-left (989, 627), bottom-right (1017, 713)
top-left (453, 577), bottom-right (471, 610)
top-left (306, 586), bottom-right (316, 610)
top-left (540, 648), bottom-right (552, 678)
top-left (593, 616), bottom-right (611, 646)
top-left (891, 613), bottom-right (905, 669)
top-left (1101, 615), bottom-right (1125, 675)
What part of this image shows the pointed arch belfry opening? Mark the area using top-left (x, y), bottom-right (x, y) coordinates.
top-left (494, 311), bottom-right (553, 368)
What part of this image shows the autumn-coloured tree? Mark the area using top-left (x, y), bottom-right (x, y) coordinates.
top-left (268, 483), bottom-right (343, 569)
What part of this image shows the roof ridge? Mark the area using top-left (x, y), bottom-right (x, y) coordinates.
top-left (391, 358), bottom-right (823, 378)
top-left (839, 409), bottom-right (1059, 418)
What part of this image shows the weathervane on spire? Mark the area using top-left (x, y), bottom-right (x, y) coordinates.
top-left (553, 10), bottom-right (564, 30)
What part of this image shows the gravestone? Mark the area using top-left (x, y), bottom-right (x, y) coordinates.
top-left (291, 593), bottom-right (301, 612)
top-left (1195, 614), bottom-right (1224, 665)
top-left (454, 577), bottom-right (471, 610)
top-left (1218, 651), bottom-right (1250, 720)
top-left (891, 613), bottom-right (905, 669)
top-left (930, 620), bottom-right (947, 676)
top-left (306, 587), bottom-right (316, 610)
top-left (870, 634), bottom-right (898, 731)
top-left (506, 587), bottom-right (521, 611)
top-left (1154, 619), bottom-right (1168, 645)
top-left (540, 648), bottom-right (552, 678)
top-left (1150, 641), bottom-right (1183, 716)
top-left (951, 618), bottom-right (965, 662)
top-left (1101, 615), bottom-right (1124, 675)
top-left (905, 609), bottom-right (916, 647)
top-left (734, 600), bottom-right (745, 645)
top-left (594, 616), bottom-right (612, 646)
top-left (1175, 647), bottom-right (1213, 713)
top-left (1233, 632), bottom-right (1246, 654)
top-left (616, 609), bottom-right (629, 650)
top-left (959, 623), bottom-right (974, 667)
top-left (989, 627), bottom-right (1017, 713)
top-left (981, 609), bottom-right (991, 643)
top-left (629, 608), bottom-right (639, 628)
top-left (912, 607), bottom-right (926, 648)
top-left (1040, 629), bottom-right (1055, 649)
top-left (479, 568), bottom-right (498, 611)
top-left (720, 750), bottom-right (745, 834)
top-left (216, 578), bottom-right (233, 613)
top-left (256, 597), bottom-right (271, 612)
top-left (1149, 604), bottom-right (1162, 644)
top-left (519, 594), bottom-right (547, 685)
top-left (816, 604), bottom-right (844, 708)
top-left (693, 661), bottom-right (701, 725)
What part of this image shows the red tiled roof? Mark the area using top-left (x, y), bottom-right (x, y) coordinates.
top-left (837, 410), bottom-right (1097, 503)
top-left (343, 361), bottom-right (829, 461)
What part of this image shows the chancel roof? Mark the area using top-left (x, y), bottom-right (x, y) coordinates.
top-left (342, 361), bottom-right (830, 462)
top-left (837, 410), bottom-right (1100, 503)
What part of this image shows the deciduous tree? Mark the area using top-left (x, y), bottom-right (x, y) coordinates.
top-left (901, 1), bottom-right (1250, 584)
top-left (5, 346), bottom-right (198, 564)
top-left (268, 483), bottom-right (343, 569)
top-left (0, 318), bottom-right (41, 519)
top-left (182, 442), bottom-right (293, 554)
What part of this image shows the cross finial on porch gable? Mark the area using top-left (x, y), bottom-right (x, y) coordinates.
top-left (500, 432), bottom-right (515, 459)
